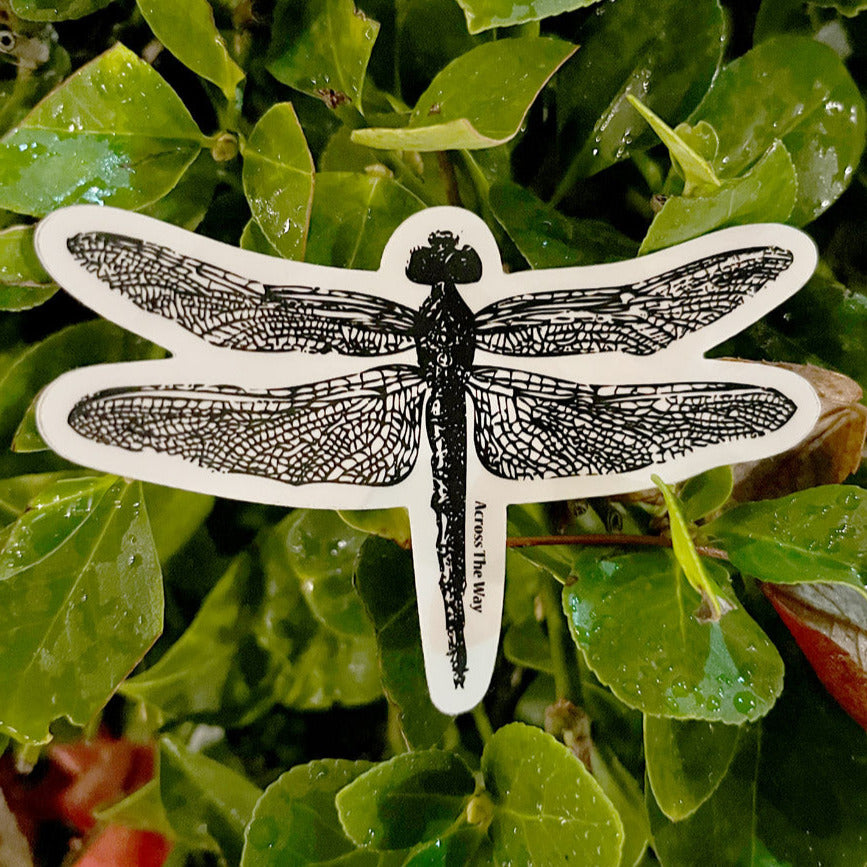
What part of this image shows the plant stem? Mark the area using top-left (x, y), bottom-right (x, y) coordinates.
top-left (507, 533), bottom-right (728, 561)
top-left (541, 576), bottom-right (573, 702)
top-left (472, 703), bottom-right (494, 744)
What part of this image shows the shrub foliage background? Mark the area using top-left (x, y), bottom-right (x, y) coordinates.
top-left (0, 0), bottom-right (866, 864)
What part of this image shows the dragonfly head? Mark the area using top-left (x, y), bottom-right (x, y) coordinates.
top-left (407, 231), bottom-right (483, 286)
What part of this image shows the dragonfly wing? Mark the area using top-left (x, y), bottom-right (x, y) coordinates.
top-left (39, 210), bottom-right (417, 355)
top-left (475, 245), bottom-right (797, 356)
top-left (467, 367), bottom-right (797, 479)
top-left (67, 365), bottom-right (425, 486)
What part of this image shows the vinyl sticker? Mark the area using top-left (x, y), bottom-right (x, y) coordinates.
top-left (35, 205), bottom-right (820, 714)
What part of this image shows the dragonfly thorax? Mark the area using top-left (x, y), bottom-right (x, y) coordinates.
top-left (407, 230), bottom-right (483, 286)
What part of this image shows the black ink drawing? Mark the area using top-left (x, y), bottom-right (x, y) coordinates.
top-left (35, 206), bottom-right (819, 713)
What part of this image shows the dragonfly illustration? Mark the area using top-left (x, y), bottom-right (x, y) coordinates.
top-left (35, 205), bottom-right (819, 714)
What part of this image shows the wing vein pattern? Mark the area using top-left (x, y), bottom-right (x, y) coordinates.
top-left (67, 366), bottom-right (425, 486)
top-left (67, 232), bottom-right (417, 355)
top-left (475, 247), bottom-right (794, 356)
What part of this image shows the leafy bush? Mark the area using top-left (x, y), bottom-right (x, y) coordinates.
top-left (0, 0), bottom-right (865, 864)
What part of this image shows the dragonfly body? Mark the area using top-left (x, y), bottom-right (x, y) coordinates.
top-left (34, 205), bottom-right (821, 713)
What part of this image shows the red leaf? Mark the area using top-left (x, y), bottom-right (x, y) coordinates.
top-left (763, 582), bottom-right (867, 729)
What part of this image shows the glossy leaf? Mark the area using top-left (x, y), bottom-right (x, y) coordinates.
top-left (242, 103), bottom-right (314, 260)
top-left (141, 485), bottom-right (214, 564)
top-left (455, 0), bottom-right (600, 33)
top-left (644, 716), bottom-right (739, 820)
top-left (336, 750), bottom-right (475, 849)
top-left (0, 320), bottom-right (162, 448)
top-left (160, 736), bottom-right (261, 864)
top-left (267, 0), bottom-right (380, 113)
top-left (338, 508), bottom-right (411, 548)
top-left (563, 550), bottom-right (784, 723)
top-left (0, 471), bottom-right (90, 527)
top-left (679, 466), bottom-right (733, 524)
top-left (763, 581), bottom-right (867, 728)
top-left (483, 723), bottom-right (624, 865)
top-left (306, 172), bottom-right (425, 269)
top-left (0, 225), bottom-right (56, 311)
top-left (640, 141), bottom-right (797, 253)
top-left (242, 760), bottom-right (375, 866)
top-left (555, 0), bottom-right (725, 185)
top-left (9, 0), bottom-right (114, 19)
top-left (0, 44), bottom-right (205, 216)
top-left (403, 823), bottom-right (488, 865)
top-left (354, 536), bottom-right (451, 749)
top-left (352, 38), bottom-right (576, 151)
top-left (0, 477), bottom-right (162, 743)
top-left (708, 486), bottom-right (867, 593)
top-left (490, 181), bottom-right (637, 268)
top-left (136, 0), bottom-right (244, 99)
top-left (690, 35), bottom-right (866, 225)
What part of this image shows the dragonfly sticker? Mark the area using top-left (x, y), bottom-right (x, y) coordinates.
top-left (35, 205), bottom-right (819, 714)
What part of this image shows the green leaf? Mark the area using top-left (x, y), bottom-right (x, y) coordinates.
top-left (626, 96), bottom-right (720, 196)
top-left (136, 0), bottom-right (244, 99)
top-left (0, 225), bottom-right (56, 311)
top-left (267, 0), bottom-right (380, 114)
top-left (648, 724), bottom-right (762, 866)
top-left (403, 824), bottom-right (488, 865)
top-left (336, 750), bottom-right (475, 849)
top-left (9, 0), bottom-right (114, 19)
top-left (455, 0), bottom-right (601, 34)
top-left (242, 759), bottom-right (376, 866)
top-left (707, 486), bottom-right (867, 593)
top-left (0, 43), bottom-right (205, 216)
top-left (95, 778), bottom-right (174, 837)
top-left (482, 723), bottom-right (624, 866)
top-left (283, 509), bottom-right (371, 638)
top-left (678, 467), bottom-right (733, 524)
top-left (490, 181), bottom-right (638, 269)
top-left (354, 536), bottom-right (451, 748)
top-left (0, 320), bottom-right (162, 448)
top-left (554, 0), bottom-right (725, 186)
top-left (563, 550), bottom-right (784, 723)
top-left (644, 716), bottom-right (739, 820)
top-left (240, 219), bottom-right (281, 256)
top-left (139, 147), bottom-right (220, 231)
top-left (160, 736), bottom-right (261, 864)
top-left (242, 103), bottom-right (314, 260)
top-left (142, 484), bottom-right (214, 563)
top-left (352, 38), bottom-right (576, 151)
top-left (0, 477), bottom-right (162, 743)
top-left (640, 141), bottom-right (797, 253)
top-left (503, 618), bottom-right (554, 674)
top-left (122, 554), bottom-right (290, 726)
top-left (338, 508), bottom-right (411, 547)
top-left (305, 172), bottom-right (425, 269)
top-left (690, 35), bottom-right (866, 225)
top-left (0, 471), bottom-right (92, 527)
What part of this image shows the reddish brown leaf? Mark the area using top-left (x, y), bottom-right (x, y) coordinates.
top-left (762, 582), bottom-right (867, 730)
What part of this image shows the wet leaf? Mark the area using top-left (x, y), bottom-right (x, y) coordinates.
top-left (306, 172), bottom-right (424, 269)
top-left (336, 750), bottom-right (475, 849)
top-left (563, 550), bottom-right (784, 723)
top-left (555, 0), bottom-right (725, 186)
top-left (267, 0), bottom-right (380, 113)
top-left (0, 476), bottom-right (162, 744)
top-left (338, 508), bottom-right (411, 548)
top-left (640, 141), bottom-right (797, 253)
top-left (679, 466), bottom-right (733, 523)
top-left (455, 0), bottom-right (599, 34)
top-left (644, 716), bottom-right (739, 820)
top-left (690, 35), bottom-right (866, 225)
top-left (160, 736), bottom-right (261, 864)
top-left (352, 38), bottom-right (576, 151)
top-left (242, 103), bottom-right (314, 260)
top-left (136, 0), bottom-right (244, 99)
top-left (0, 43), bottom-right (205, 216)
top-left (762, 581), bottom-right (867, 729)
top-left (490, 181), bottom-right (637, 268)
top-left (482, 723), bottom-right (623, 866)
top-left (9, 0), bottom-right (114, 19)
top-left (0, 225), bottom-right (56, 311)
top-left (707, 486), bottom-right (867, 593)
top-left (354, 536), bottom-right (451, 749)
top-left (0, 471), bottom-right (91, 528)
top-left (241, 760), bottom-right (376, 866)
